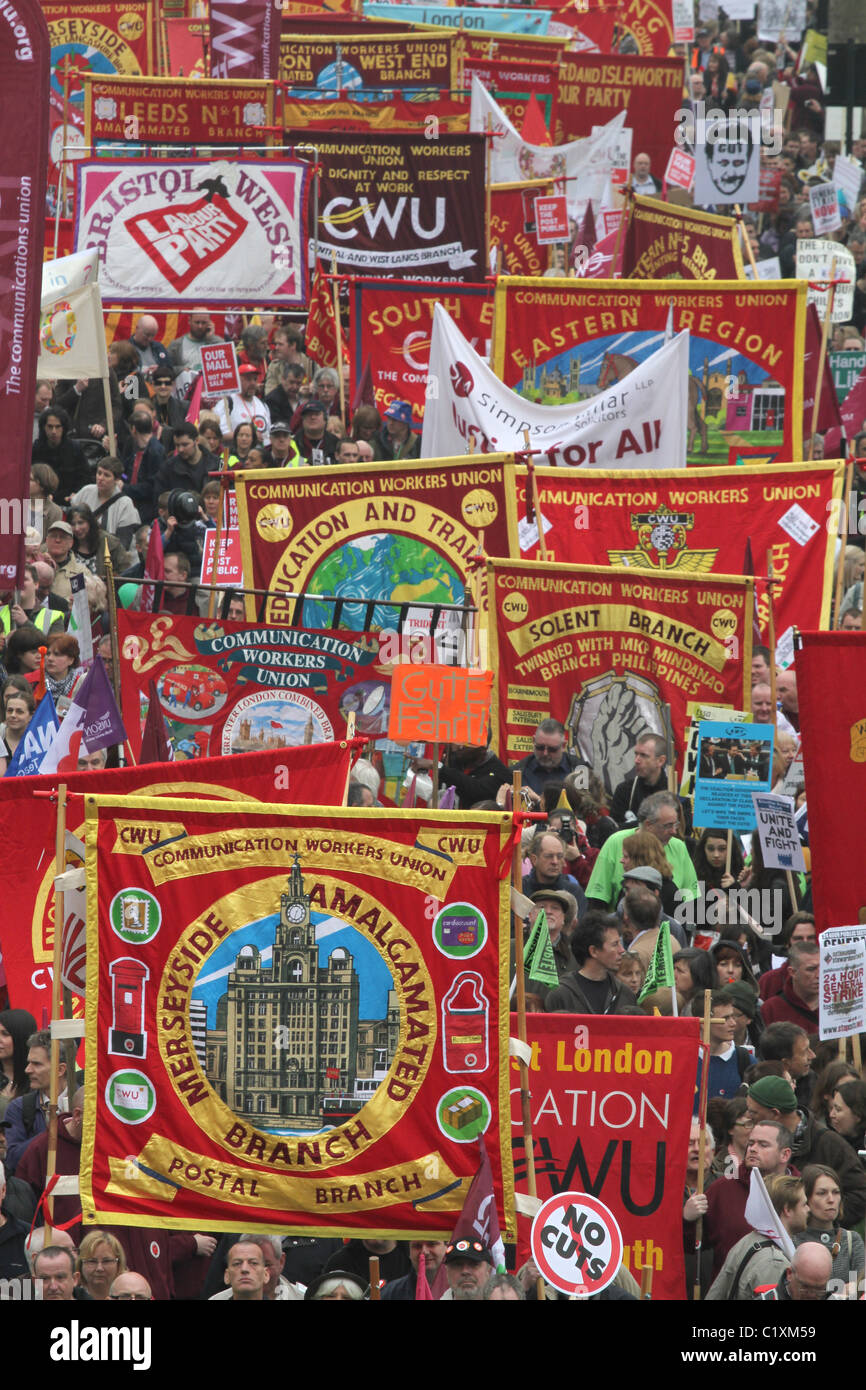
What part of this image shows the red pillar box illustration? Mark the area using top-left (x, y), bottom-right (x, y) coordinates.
top-left (441, 972), bottom-right (489, 1073)
top-left (109, 958), bottom-right (150, 1059)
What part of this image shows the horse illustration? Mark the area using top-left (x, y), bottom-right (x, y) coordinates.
top-left (597, 351), bottom-right (639, 389)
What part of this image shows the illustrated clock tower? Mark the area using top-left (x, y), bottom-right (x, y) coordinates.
top-left (273, 855), bottom-right (316, 983)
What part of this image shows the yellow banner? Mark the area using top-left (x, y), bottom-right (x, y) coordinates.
top-left (505, 603), bottom-right (730, 672)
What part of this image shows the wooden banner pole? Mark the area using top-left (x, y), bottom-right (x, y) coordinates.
top-left (512, 773), bottom-right (544, 1302)
top-left (766, 549), bottom-right (778, 724)
top-left (45, 784), bottom-right (68, 1239)
top-left (833, 460), bottom-right (854, 625)
top-left (808, 254), bottom-right (837, 459)
top-left (692, 988), bottom-right (713, 1301)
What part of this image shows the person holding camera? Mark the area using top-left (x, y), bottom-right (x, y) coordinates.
top-left (121, 405), bottom-right (166, 525)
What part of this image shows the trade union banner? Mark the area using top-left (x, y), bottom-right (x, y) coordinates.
top-left (621, 196), bottom-right (745, 281)
top-left (118, 612), bottom-right (390, 760)
top-left (0, 0), bottom-right (49, 588)
top-left (550, 0), bottom-right (674, 58)
top-left (349, 277), bottom-right (494, 431)
top-left (81, 799), bottom-right (515, 1236)
top-left (797, 632), bottom-right (866, 933)
top-left (83, 75), bottom-right (276, 147)
top-left (280, 92), bottom-right (470, 134)
top-left (278, 29), bottom-right (457, 92)
top-left (489, 186), bottom-right (548, 279)
top-left (487, 557), bottom-right (752, 778)
top-left (209, 0), bottom-right (281, 81)
top-left (42, 2), bottom-right (154, 217)
top-left (462, 56), bottom-right (560, 130)
top-left (0, 744), bottom-right (356, 1027)
top-left (362, 3), bottom-right (553, 34)
top-left (512, 1014), bottom-right (699, 1299)
top-left (460, 30), bottom-right (566, 67)
top-left (554, 55), bottom-right (683, 182)
top-left (74, 158), bottom-right (310, 307)
top-left (293, 132), bottom-right (485, 281)
top-left (494, 278), bottom-right (808, 467)
top-left (423, 304), bottom-right (688, 467)
top-left (234, 456), bottom-right (512, 635)
top-left (505, 462), bottom-right (843, 644)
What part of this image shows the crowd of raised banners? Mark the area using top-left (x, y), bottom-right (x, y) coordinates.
top-left (1, 0), bottom-right (866, 1333)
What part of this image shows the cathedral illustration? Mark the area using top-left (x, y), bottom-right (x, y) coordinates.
top-left (205, 856), bottom-right (370, 1131)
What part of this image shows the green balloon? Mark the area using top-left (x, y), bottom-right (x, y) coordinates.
top-left (117, 584), bottom-right (138, 609)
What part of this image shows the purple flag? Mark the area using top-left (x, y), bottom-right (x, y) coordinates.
top-left (449, 1137), bottom-right (506, 1270)
top-left (40, 658), bottom-right (127, 774)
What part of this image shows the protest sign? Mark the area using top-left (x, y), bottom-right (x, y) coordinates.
top-left (512, 1014), bottom-right (699, 1298)
top-left (693, 721), bottom-right (773, 830)
top-left (349, 278), bottom-right (493, 431)
top-left (531, 1192), bottom-right (622, 1297)
top-left (42, 2), bottom-right (153, 216)
top-left (622, 196), bottom-right (744, 280)
top-left (672, 0), bottom-right (694, 41)
top-left (504, 461), bottom-right (843, 643)
top-left (665, 149), bottom-right (696, 191)
top-left (74, 158), bottom-right (310, 307)
top-left (387, 666), bottom-right (493, 744)
top-left (423, 303), bottom-right (689, 467)
top-left (818, 927), bottom-right (866, 1041)
top-left (833, 154), bottom-right (863, 219)
top-left (554, 55), bottom-right (683, 182)
top-left (757, 0), bottom-right (806, 42)
top-left (83, 75), bottom-right (275, 146)
top-left (796, 240), bottom-right (856, 324)
top-left (279, 28), bottom-right (456, 91)
top-left (234, 456), bottom-right (511, 639)
top-left (830, 351), bottom-right (866, 403)
top-left (0, 743), bottom-right (356, 1024)
top-left (487, 558), bottom-right (752, 779)
top-left (118, 611), bottom-right (387, 758)
top-left (809, 182), bottom-right (842, 236)
top-left (82, 798), bottom-right (515, 1236)
top-left (751, 792), bottom-right (807, 872)
top-left (494, 278), bottom-right (807, 466)
top-left (534, 196), bottom-right (570, 245)
top-left (199, 529), bottom-right (243, 587)
top-left (693, 134), bottom-right (760, 207)
top-left (293, 131), bottom-right (485, 281)
top-left (200, 341), bottom-right (240, 396)
top-left (797, 632), bottom-right (866, 933)
top-left (680, 704), bottom-right (752, 800)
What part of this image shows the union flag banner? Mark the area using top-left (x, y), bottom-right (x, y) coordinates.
top-left (305, 264), bottom-right (348, 369)
top-left (494, 278), bottom-right (807, 467)
top-left (163, 16), bottom-right (206, 77)
top-left (349, 277), bottom-right (494, 431)
top-left (512, 1014), bottom-right (699, 1299)
top-left (280, 93), bottom-right (469, 133)
top-left (797, 632), bottom-right (866, 933)
top-left (81, 799), bottom-right (515, 1236)
top-left (118, 611), bottom-right (388, 759)
top-left (462, 56), bottom-right (560, 130)
top-left (490, 186), bottom-right (547, 279)
top-left (621, 196), bottom-right (745, 280)
top-left (505, 462), bottom-right (843, 645)
top-left (234, 457), bottom-right (511, 634)
top-left (293, 131), bottom-right (485, 281)
top-left (42, 2), bottom-right (154, 217)
top-left (550, 0), bottom-right (674, 58)
top-left (0, 744), bottom-right (357, 1025)
top-left (554, 55), bottom-right (683, 182)
top-left (278, 29), bottom-right (456, 90)
top-left (487, 557), bottom-right (752, 779)
top-left (210, 0), bottom-right (281, 81)
top-left (74, 159), bottom-right (310, 307)
top-left (83, 75), bottom-right (276, 146)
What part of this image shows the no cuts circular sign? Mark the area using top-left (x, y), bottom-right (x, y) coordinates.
top-left (530, 1191), bottom-right (623, 1297)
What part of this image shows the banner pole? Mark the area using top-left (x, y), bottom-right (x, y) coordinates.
top-left (766, 548), bottom-right (777, 723)
top-left (692, 988), bottom-right (712, 1301)
top-left (341, 710), bottom-right (356, 806)
top-left (511, 773), bottom-right (545, 1302)
top-left (725, 828), bottom-right (733, 878)
top-left (368, 1255), bottom-right (380, 1299)
top-left (833, 460), bottom-right (854, 624)
top-left (734, 205), bottom-right (759, 277)
top-left (809, 255), bottom-right (837, 458)
top-left (485, 116), bottom-right (493, 270)
top-left (45, 783), bottom-right (68, 1239)
top-left (101, 375), bottom-right (118, 458)
top-left (611, 184), bottom-right (632, 277)
top-left (640, 1264), bottom-right (654, 1300)
top-left (331, 251), bottom-right (347, 425)
top-left (207, 476), bottom-right (227, 620)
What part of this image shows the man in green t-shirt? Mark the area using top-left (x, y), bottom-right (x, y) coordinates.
top-left (585, 790), bottom-right (697, 910)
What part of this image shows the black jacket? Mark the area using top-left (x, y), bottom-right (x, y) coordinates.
top-left (789, 1111), bottom-right (866, 1228)
top-left (544, 968), bottom-right (636, 1015)
top-left (439, 751), bottom-right (512, 808)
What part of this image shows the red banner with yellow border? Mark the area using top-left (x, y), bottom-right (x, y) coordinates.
top-left (487, 557), bottom-right (752, 776)
top-left (81, 799), bottom-right (515, 1236)
top-left (622, 195), bottom-right (745, 280)
top-left (83, 74), bottom-right (275, 145)
top-left (554, 55), bottom-right (683, 180)
top-left (278, 29), bottom-right (456, 89)
top-left (493, 278), bottom-right (807, 467)
top-left (505, 462), bottom-right (843, 644)
top-left (550, 0), bottom-right (674, 58)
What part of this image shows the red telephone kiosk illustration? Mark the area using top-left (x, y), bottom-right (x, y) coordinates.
top-left (109, 958), bottom-right (150, 1059)
top-left (441, 971), bottom-right (490, 1074)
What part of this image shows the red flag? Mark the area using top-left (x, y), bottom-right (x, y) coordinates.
top-left (185, 371), bottom-right (204, 423)
top-left (351, 357), bottom-right (376, 414)
top-left (415, 1249), bottom-right (434, 1301)
top-left (306, 264), bottom-right (348, 371)
top-left (797, 632), bottom-right (866, 932)
top-left (520, 92), bottom-right (551, 146)
top-left (140, 679), bottom-right (174, 764)
top-left (743, 538), bottom-right (763, 644)
top-left (449, 1137), bottom-right (506, 1269)
top-left (576, 223), bottom-right (623, 278)
top-left (140, 522), bottom-right (165, 615)
top-left (802, 303), bottom-right (842, 443)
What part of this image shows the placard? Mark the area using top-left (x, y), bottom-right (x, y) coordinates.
top-left (751, 791), bottom-right (807, 872)
top-left (200, 341), bottom-right (240, 396)
top-left (818, 927), bottom-right (866, 1041)
top-left (533, 195), bottom-right (570, 245)
top-left (693, 720), bottom-right (773, 830)
top-left (200, 528), bottom-right (243, 587)
top-left (809, 182), bottom-right (842, 237)
top-left (796, 240), bottom-right (856, 324)
top-left (531, 1192), bottom-right (622, 1297)
top-left (387, 666), bottom-right (493, 744)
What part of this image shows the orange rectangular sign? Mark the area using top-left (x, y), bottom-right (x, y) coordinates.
top-left (387, 665), bottom-right (493, 744)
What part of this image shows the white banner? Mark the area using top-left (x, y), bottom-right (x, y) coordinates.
top-left (37, 249), bottom-right (107, 379)
top-left (693, 134), bottom-right (760, 207)
top-left (751, 791), bottom-right (806, 872)
top-left (74, 158), bottom-right (309, 307)
top-left (796, 239), bottom-right (855, 323)
top-left (422, 304), bottom-right (689, 467)
top-left (757, 0), bottom-right (806, 42)
top-left (819, 926), bottom-right (866, 1041)
top-left (470, 77), bottom-right (626, 213)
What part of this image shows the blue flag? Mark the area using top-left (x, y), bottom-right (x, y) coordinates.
top-left (5, 691), bottom-right (59, 777)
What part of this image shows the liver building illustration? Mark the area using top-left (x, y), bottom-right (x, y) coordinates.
top-left (206, 856), bottom-right (397, 1131)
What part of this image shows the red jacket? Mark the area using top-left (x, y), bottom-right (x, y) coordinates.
top-left (760, 975), bottom-right (819, 1033)
top-left (758, 962), bottom-right (787, 1001)
top-left (703, 1163), bottom-right (798, 1279)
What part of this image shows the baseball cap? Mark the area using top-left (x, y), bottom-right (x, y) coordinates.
top-left (444, 1240), bottom-right (493, 1266)
top-left (48, 520), bottom-right (73, 536)
top-left (270, 421), bottom-right (291, 434)
top-left (384, 399), bottom-right (413, 426)
top-left (238, 363), bottom-right (258, 376)
top-left (622, 865), bottom-right (663, 890)
top-left (302, 399), bottom-right (325, 415)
